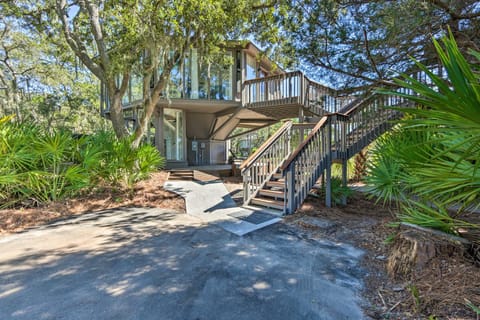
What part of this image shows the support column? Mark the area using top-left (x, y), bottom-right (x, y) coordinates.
top-left (298, 107), bottom-right (304, 142)
top-left (286, 163), bottom-right (295, 214)
top-left (325, 118), bottom-right (332, 208)
top-left (153, 107), bottom-right (165, 156)
top-left (341, 158), bottom-right (348, 206)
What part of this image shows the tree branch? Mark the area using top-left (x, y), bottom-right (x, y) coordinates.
top-left (55, 0), bottom-right (104, 80)
top-left (81, 0), bottom-right (111, 73)
top-left (363, 28), bottom-right (383, 79)
top-left (427, 0), bottom-right (480, 20)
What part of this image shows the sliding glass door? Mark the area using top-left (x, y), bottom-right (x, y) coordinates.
top-left (164, 109), bottom-right (185, 161)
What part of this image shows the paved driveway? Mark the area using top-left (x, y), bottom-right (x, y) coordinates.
top-left (0, 208), bottom-right (366, 320)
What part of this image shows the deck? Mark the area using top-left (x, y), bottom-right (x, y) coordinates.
top-left (241, 71), bottom-right (359, 119)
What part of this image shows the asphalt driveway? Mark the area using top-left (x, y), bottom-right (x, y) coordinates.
top-left (0, 208), bottom-right (366, 320)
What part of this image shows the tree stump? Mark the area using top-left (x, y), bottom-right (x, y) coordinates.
top-left (387, 225), bottom-right (469, 279)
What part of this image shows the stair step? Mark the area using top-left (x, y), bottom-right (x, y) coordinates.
top-left (272, 173), bottom-right (283, 180)
top-left (251, 198), bottom-right (284, 210)
top-left (266, 181), bottom-right (284, 188)
top-left (169, 176), bottom-right (194, 181)
top-left (168, 170), bottom-right (194, 181)
top-left (258, 189), bottom-right (285, 199)
top-left (170, 171), bottom-right (193, 176)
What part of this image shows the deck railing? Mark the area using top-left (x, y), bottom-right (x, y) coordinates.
top-left (242, 71), bottom-right (305, 108)
top-left (305, 81), bottom-right (338, 115)
top-left (242, 71), bottom-right (336, 115)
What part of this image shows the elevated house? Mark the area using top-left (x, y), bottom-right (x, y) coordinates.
top-left (101, 42), bottom-right (287, 168)
top-left (100, 41), bottom-right (415, 213)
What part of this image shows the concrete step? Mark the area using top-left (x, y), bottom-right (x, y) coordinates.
top-left (168, 170), bottom-right (194, 181)
top-left (258, 189), bottom-right (285, 199)
top-left (251, 198), bottom-right (284, 210)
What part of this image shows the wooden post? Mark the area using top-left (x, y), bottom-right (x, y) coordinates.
top-left (341, 158), bottom-right (347, 206)
top-left (286, 163), bottom-right (295, 214)
top-left (153, 107), bottom-right (165, 156)
top-left (325, 118), bottom-right (332, 208)
top-left (298, 107), bottom-right (304, 143)
top-left (243, 170), bottom-right (250, 204)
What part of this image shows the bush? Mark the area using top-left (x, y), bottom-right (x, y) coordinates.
top-left (317, 177), bottom-right (353, 206)
top-left (368, 32), bottom-right (480, 236)
top-left (0, 118), bottom-right (165, 207)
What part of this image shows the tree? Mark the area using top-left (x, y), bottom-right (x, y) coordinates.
top-left (0, 14), bottom-right (101, 131)
top-left (6, 0), bottom-right (285, 146)
top-left (281, 0), bottom-right (480, 88)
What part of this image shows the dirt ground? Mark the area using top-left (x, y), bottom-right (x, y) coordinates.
top-left (291, 194), bottom-right (480, 320)
top-left (0, 171), bottom-right (185, 234)
top-left (1, 171), bottom-right (479, 319)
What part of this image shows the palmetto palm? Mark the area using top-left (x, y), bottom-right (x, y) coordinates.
top-left (371, 31), bottom-right (480, 235)
top-left (391, 31), bottom-right (479, 211)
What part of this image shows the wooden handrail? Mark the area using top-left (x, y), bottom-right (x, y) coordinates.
top-left (291, 123), bottom-right (316, 129)
top-left (337, 94), bottom-right (375, 116)
top-left (239, 120), bottom-right (292, 171)
top-left (242, 71), bottom-right (303, 86)
top-left (280, 116), bottom-right (328, 171)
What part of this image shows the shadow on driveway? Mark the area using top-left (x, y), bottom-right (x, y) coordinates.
top-left (0, 208), bottom-right (366, 320)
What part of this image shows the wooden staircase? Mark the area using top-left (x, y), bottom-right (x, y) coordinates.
top-left (240, 86), bottom-right (412, 214)
top-left (250, 170), bottom-right (285, 210)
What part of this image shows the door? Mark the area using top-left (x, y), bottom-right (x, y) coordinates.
top-left (164, 109), bottom-right (185, 161)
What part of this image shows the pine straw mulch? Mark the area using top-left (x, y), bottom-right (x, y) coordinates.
top-left (0, 171), bottom-right (185, 235)
top-left (285, 193), bottom-right (480, 320)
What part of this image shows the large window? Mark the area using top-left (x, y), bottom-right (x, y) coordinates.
top-left (120, 49), bottom-right (235, 106)
top-left (246, 54), bottom-right (257, 80)
top-left (164, 109), bottom-right (184, 161)
top-left (175, 49), bottom-right (233, 100)
top-left (130, 73), bottom-right (143, 102)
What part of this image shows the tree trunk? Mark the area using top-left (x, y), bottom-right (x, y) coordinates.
top-left (131, 76), bottom-right (167, 148)
top-left (109, 92), bottom-right (128, 139)
top-left (131, 95), bottom-right (161, 148)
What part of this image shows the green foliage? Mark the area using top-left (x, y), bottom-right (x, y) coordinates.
top-left (331, 160), bottom-right (355, 181)
top-left (318, 177), bottom-right (353, 206)
top-left (102, 136), bottom-right (164, 188)
top-left (407, 284), bottom-right (421, 312)
top-left (365, 127), bottom-right (430, 205)
top-left (0, 117), bottom-right (164, 207)
top-left (465, 299), bottom-right (480, 316)
top-left (281, 0), bottom-right (479, 87)
top-left (0, 17), bottom-right (102, 131)
top-left (399, 201), bottom-right (477, 235)
top-left (368, 32), bottom-right (480, 236)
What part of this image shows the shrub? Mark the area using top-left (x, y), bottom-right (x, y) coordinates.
top-left (369, 31), bottom-right (480, 235)
top-left (318, 177), bottom-right (353, 206)
top-left (0, 117), bottom-right (165, 207)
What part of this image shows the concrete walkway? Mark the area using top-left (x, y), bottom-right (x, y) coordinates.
top-left (0, 207), bottom-right (366, 320)
top-left (164, 180), bottom-right (282, 236)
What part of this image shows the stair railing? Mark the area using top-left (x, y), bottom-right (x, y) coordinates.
top-left (280, 116), bottom-right (331, 213)
top-left (337, 89), bottom-right (413, 158)
top-left (279, 90), bottom-right (413, 214)
top-left (240, 121), bottom-right (293, 204)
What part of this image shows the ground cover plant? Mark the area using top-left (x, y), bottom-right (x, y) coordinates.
top-left (366, 32), bottom-right (480, 239)
top-left (0, 116), bottom-right (164, 208)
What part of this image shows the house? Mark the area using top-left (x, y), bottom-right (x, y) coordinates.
top-left (100, 41), bottom-right (293, 169)
top-left (99, 40), bottom-right (411, 212)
